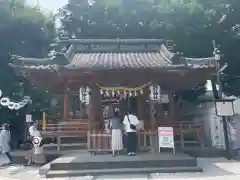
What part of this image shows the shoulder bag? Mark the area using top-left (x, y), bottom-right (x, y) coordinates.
top-left (127, 114), bottom-right (137, 131)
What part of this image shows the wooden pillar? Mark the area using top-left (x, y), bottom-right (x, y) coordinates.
top-left (137, 94), bottom-right (145, 130)
top-left (211, 79), bottom-right (219, 99)
top-left (175, 94), bottom-right (182, 120)
top-left (168, 91), bottom-right (176, 121)
top-left (149, 98), bottom-right (157, 153)
top-left (137, 95), bottom-right (145, 119)
top-left (89, 86), bottom-right (103, 131)
top-left (142, 88), bottom-right (150, 130)
top-left (63, 88), bottom-right (69, 121)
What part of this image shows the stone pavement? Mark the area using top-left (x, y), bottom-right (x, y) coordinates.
top-left (1, 158), bottom-right (240, 180)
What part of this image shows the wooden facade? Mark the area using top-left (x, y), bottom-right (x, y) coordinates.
top-left (10, 39), bottom-right (220, 151)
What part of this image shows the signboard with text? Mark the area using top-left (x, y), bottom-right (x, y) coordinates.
top-left (158, 127), bottom-right (175, 154)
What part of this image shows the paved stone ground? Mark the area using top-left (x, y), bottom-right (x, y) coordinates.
top-left (0, 158), bottom-right (240, 180)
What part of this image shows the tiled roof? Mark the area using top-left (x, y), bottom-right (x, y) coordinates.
top-left (9, 39), bottom-right (217, 71)
top-left (66, 52), bottom-right (170, 70)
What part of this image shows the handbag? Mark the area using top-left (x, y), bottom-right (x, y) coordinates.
top-left (127, 114), bottom-right (137, 131)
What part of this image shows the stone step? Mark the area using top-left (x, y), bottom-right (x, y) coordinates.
top-left (11, 153), bottom-right (60, 165)
top-left (45, 166), bottom-right (203, 178)
top-left (50, 157), bottom-right (197, 170)
top-left (183, 148), bottom-right (226, 157)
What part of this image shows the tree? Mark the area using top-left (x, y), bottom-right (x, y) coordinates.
top-left (194, 0), bottom-right (240, 97)
top-left (0, 1), bottom-right (55, 125)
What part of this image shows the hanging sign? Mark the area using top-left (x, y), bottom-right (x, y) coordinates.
top-left (158, 127), bottom-right (175, 154)
top-left (215, 100), bottom-right (234, 116)
top-left (26, 114), bottom-right (32, 123)
top-left (159, 94), bottom-right (169, 103)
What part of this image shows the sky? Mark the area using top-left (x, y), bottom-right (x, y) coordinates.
top-left (26, 0), bottom-right (68, 12)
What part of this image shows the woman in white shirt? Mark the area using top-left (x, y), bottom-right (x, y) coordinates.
top-left (123, 110), bottom-right (139, 156)
top-left (25, 125), bottom-right (45, 166)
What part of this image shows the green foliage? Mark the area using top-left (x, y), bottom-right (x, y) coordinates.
top-left (0, 0), bottom-right (55, 123)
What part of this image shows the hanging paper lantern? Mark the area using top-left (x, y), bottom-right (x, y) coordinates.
top-left (106, 90), bottom-right (110, 97)
top-left (134, 90), bottom-right (137, 96)
top-left (149, 84), bottom-right (161, 100)
top-left (123, 90), bottom-right (127, 98)
top-left (117, 90), bottom-right (120, 95)
top-left (79, 86), bottom-right (90, 104)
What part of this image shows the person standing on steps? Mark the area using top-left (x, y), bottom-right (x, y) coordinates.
top-left (25, 125), bottom-right (45, 166)
top-left (123, 110), bottom-right (139, 156)
top-left (109, 110), bottom-right (123, 157)
top-left (24, 125), bottom-right (46, 166)
top-left (0, 123), bottom-right (14, 165)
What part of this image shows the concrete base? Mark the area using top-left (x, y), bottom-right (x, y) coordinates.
top-left (45, 167), bottom-right (203, 178)
top-left (39, 151), bottom-right (202, 178)
top-left (182, 147), bottom-right (226, 157)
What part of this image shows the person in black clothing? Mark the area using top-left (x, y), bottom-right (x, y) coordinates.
top-left (123, 111), bottom-right (139, 156)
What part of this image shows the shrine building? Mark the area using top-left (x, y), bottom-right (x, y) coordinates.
top-left (9, 38), bottom-right (220, 152)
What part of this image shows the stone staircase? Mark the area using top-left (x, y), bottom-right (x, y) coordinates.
top-left (39, 152), bottom-right (202, 178)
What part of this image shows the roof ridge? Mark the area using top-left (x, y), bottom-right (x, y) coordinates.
top-left (57, 38), bottom-right (165, 45)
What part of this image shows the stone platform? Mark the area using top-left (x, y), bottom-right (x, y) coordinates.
top-left (5, 151), bottom-right (61, 165)
top-left (39, 151), bottom-right (202, 178)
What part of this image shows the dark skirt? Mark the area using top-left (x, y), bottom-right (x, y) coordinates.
top-left (127, 132), bottom-right (137, 153)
